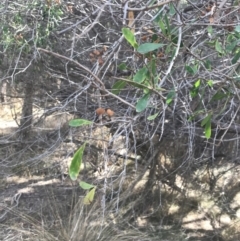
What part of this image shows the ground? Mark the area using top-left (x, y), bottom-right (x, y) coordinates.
top-left (1, 101), bottom-right (240, 241)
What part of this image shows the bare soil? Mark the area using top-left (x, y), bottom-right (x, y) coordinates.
top-left (1, 102), bottom-right (240, 241)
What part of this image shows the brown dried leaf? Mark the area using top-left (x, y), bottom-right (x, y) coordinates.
top-left (98, 57), bottom-right (104, 65)
top-left (103, 45), bottom-right (107, 52)
top-left (209, 17), bottom-right (214, 23)
top-left (67, 5), bottom-right (73, 13)
top-left (128, 10), bottom-right (135, 33)
top-left (93, 50), bottom-right (101, 56)
top-left (141, 35), bottom-right (149, 41)
top-left (55, 0), bottom-right (61, 5)
top-left (157, 52), bottom-right (165, 58)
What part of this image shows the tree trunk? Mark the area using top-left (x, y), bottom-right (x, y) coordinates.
top-left (19, 74), bottom-right (34, 139)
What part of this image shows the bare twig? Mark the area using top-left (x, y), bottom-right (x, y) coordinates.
top-left (126, 0), bottom-right (177, 11)
top-left (159, 4), bottom-right (182, 87)
top-left (37, 48), bottom-right (135, 109)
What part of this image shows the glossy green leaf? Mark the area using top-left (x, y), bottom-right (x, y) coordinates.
top-left (194, 79), bottom-right (201, 88)
top-left (188, 115), bottom-right (194, 121)
top-left (133, 67), bottom-right (148, 83)
top-left (204, 60), bottom-right (212, 70)
top-left (188, 109), bottom-right (205, 121)
top-left (143, 88), bottom-right (150, 94)
top-left (215, 40), bottom-right (224, 54)
top-left (149, 59), bottom-right (156, 76)
top-left (69, 143), bottom-right (86, 181)
top-left (207, 40), bottom-right (215, 47)
top-left (190, 80), bottom-right (201, 98)
top-left (69, 119), bottom-right (93, 127)
top-left (151, 34), bottom-right (158, 43)
top-left (158, 20), bottom-right (166, 35)
top-left (136, 93), bottom-right (150, 112)
top-left (204, 119), bottom-right (211, 139)
top-left (201, 114), bottom-right (212, 139)
top-left (207, 80), bottom-right (213, 87)
top-left (147, 112), bottom-right (159, 120)
top-left (201, 114), bottom-right (211, 127)
top-left (154, 11), bottom-right (163, 24)
top-left (185, 65), bottom-right (198, 75)
top-left (170, 33), bottom-right (179, 45)
top-left (165, 44), bottom-right (172, 54)
top-left (226, 40), bottom-right (238, 53)
top-left (169, 3), bottom-right (176, 15)
top-left (122, 28), bottom-right (138, 49)
top-left (211, 91), bottom-right (229, 101)
top-left (129, 81), bottom-right (146, 89)
top-left (112, 80), bottom-right (126, 94)
top-left (83, 187), bottom-right (96, 205)
top-left (232, 50), bottom-right (240, 64)
top-left (192, 65), bottom-right (198, 75)
top-left (235, 25), bottom-right (240, 32)
top-left (80, 181), bottom-right (95, 190)
top-left (233, 76), bottom-right (240, 81)
top-left (137, 43), bottom-right (165, 54)
top-left (190, 89), bottom-right (198, 98)
top-left (166, 90), bottom-right (175, 104)
top-left (118, 63), bottom-right (127, 71)
top-left (207, 26), bottom-right (213, 34)
top-left (164, 15), bottom-right (170, 34)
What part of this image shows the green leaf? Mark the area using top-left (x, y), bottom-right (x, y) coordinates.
top-left (185, 65), bottom-right (198, 75)
top-left (158, 20), bottom-right (166, 35)
top-left (118, 63), bottom-right (127, 71)
top-left (164, 15), bottom-right (170, 34)
top-left (190, 80), bottom-right (201, 98)
top-left (137, 43), bottom-right (165, 54)
top-left (149, 58), bottom-right (156, 76)
top-left (83, 187), bottom-right (96, 205)
top-left (147, 112), bottom-right (159, 120)
top-left (207, 80), bottom-right (213, 87)
top-left (69, 119), bottom-right (93, 127)
top-left (204, 119), bottom-right (211, 139)
top-left (136, 93), bottom-right (150, 112)
top-left (215, 40), bottom-right (224, 54)
top-left (211, 91), bottom-right (229, 101)
top-left (233, 76), bottom-right (240, 81)
top-left (235, 25), bottom-right (240, 32)
top-left (151, 34), bottom-right (159, 43)
top-left (226, 40), bottom-right (238, 53)
top-left (201, 114), bottom-right (212, 139)
top-left (80, 181), bottom-right (95, 190)
top-left (129, 81), bottom-right (147, 89)
top-left (207, 40), bottom-right (215, 47)
top-left (122, 28), bottom-right (138, 49)
top-left (232, 49), bottom-right (240, 65)
top-left (166, 90), bottom-right (175, 105)
top-left (165, 44), bottom-right (172, 54)
top-left (133, 67), bottom-right (148, 83)
top-left (169, 3), bottom-right (176, 16)
top-left (194, 79), bottom-right (201, 88)
top-left (143, 88), bottom-right (150, 94)
top-left (188, 109), bottom-right (205, 121)
top-left (204, 60), bottom-right (212, 70)
top-left (190, 89), bottom-right (198, 98)
top-left (170, 33), bottom-right (178, 44)
top-left (154, 11), bottom-right (163, 24)
top-left (201, 114), bottom-right (211, 127)
top-left (207, 26), bottom-right (213, 34)
top-left (112, 80), bottom-right (126, 95)
top-left (69, 143), bottom-right (86, 181)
